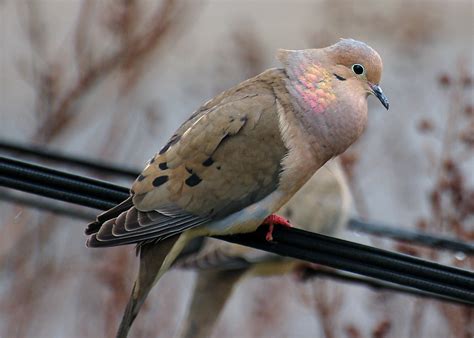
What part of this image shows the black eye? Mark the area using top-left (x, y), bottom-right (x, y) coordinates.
top-left (352, 64), bottom-right (365, 75)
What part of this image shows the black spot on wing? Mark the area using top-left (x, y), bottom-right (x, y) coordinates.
top-left (159, 143), bottom-right (170, 155)
top-left (185, 173), bottom-right (202, 187)
top-left (137, 174), bottom-right (146, 181)
top-left (153, 176), bottom-right (169, 187)
top-left (159, 134), bottom-right (181, 155)
top-left (159, 162), bottom-right (168, 170)
top-left (202, 157), bottom-right (214, 167)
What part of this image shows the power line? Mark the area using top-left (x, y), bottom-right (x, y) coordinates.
top-left (300, 267), bottom-right (469, 305)
top-left (348, 219), bottom-right (474, 255)
top-left (0, 156), bottom-right (473, 306)
top-left (0, 156), bottom-right (128, 209)
top-left (1, 140), bottom-right (472, 254)
top-left (1, 190), bottom-right (465, 305)
top-left (0, 139), bottom-right (138, 178)
top-left (217, 228), bottom-right (473, 305)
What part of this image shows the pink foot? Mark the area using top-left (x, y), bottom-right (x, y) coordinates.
top-left (262, 214), bottom-right (292, 241)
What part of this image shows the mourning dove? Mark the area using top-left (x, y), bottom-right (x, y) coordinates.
top-left (177, 159), bottom-right (352, 338)
top-left (85, 39), bottom-right (388, 337)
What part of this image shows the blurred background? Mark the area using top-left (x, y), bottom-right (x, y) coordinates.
top-left (0, 0), bottom-right (473, 337)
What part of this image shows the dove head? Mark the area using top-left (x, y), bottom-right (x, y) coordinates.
top-left (325, 39), bottom-right (388, 109)
top-left (277, 39), bottom-right (388, 158)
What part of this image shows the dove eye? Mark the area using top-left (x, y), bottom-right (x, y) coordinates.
top-left (352, 64), bottom-right (365, 75)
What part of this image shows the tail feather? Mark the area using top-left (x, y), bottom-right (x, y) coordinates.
top-left (116, 283), bottom-right (142, 338)
top-left (85, 197), bottom-right (134, 235)
top-left (116, 234), bottom-right (182, 338)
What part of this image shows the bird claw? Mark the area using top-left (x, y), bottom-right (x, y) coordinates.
top-left (262, 214), bottom-right (292, 241)
top-left (265, 223), bottom-right (275, 242)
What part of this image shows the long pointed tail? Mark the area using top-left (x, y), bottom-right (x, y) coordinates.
top-left (116, 282), bottom-right (143, 338)
top-left (180, 269), bottom-right (245, 338)
top-left (116, 234), bottom-right (181, 338)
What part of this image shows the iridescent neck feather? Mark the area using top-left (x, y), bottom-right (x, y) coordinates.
top-left (291, 62), bottom-right (336, 114)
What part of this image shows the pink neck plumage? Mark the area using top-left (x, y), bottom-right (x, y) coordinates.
top-left (283, 57), bottom-right (367, 159)
top-left (291, 62), bottom-right (336, 114)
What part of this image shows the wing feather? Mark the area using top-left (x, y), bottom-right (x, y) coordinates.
top-left (86, 69), bottom-right (289, 247)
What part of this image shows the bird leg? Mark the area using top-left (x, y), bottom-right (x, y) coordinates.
top-left (262, 214), bottom-right (292, 241)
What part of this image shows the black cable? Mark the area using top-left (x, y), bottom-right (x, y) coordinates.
top-left (218, 229), bottom-right (474, 303)
top-left (0, 139), bottom-right (138, 178)
top-left (2, 193), bottom-right (465, 305)
top-left (277, 227), bottom-right (473, 283)
top-left (300, 267), bottom-right (469, 306)
top-left (0, 176), bottom-right (118, 211)
top-left (2, 142), bottom-right (472, 255)
top-left (349, 219), bottom-right (474, 255)
top-left (6, 192), bottom-right (466, 306)
top-left (0, 156), bottom-right (473, 305)
top-left (0, 157), bottom-right (129, 201)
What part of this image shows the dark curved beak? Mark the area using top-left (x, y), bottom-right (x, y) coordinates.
top-left (370, 84), bottom-right (389, 110)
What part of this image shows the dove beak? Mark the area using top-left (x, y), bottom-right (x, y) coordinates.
top-left (370, 83), bottom-right (389, 110)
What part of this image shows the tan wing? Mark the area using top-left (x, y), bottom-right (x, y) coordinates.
top-left (132, 72), bottom-right (287, 218)
top-left (87, 70), bottom-right (289, 247)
